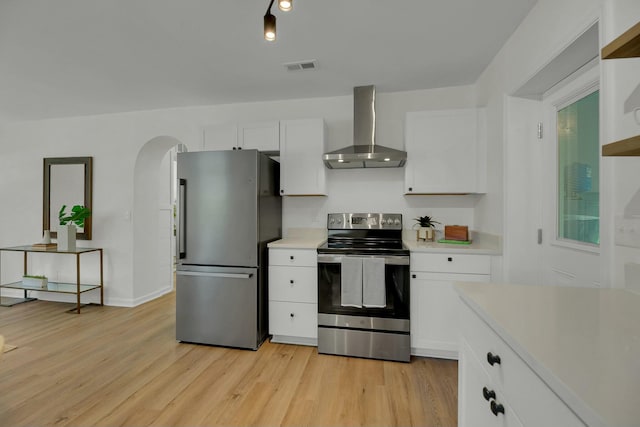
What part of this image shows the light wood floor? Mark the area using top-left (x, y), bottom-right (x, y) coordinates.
top-left (0, 292), bottom-right (458, 426)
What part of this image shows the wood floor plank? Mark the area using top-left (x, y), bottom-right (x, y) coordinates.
top-left (0, 292), bottom-right (458, 426)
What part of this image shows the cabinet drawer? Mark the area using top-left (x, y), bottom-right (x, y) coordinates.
top-left (461, 303), bottom-right (586, 427)
top-left (459, 342), bottom-right (524, 427)
top-left (269, 266), bottom-right (317, 303)
top-left (411, 253), bottom-right (490, 274)
top-left (269, 249), bottom-right (317, 267)
top-left (269, 301), bottom-right (317, 338)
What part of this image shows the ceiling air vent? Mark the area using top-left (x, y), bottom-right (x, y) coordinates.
top-left (284, 60), bottom-right (318, 71)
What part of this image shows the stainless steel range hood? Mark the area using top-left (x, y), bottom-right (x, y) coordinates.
top-left (323, 85), bottom-right (407, 169)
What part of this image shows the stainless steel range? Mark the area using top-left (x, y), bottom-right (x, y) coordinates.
top-left (317, 213), bottom-right (410, 362)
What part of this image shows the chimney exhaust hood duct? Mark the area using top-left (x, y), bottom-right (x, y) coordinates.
top-left (323, 85), bottom-right (407, 169)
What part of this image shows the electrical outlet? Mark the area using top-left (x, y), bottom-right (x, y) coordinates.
top-left (614, 216), bottom-right (640, 249)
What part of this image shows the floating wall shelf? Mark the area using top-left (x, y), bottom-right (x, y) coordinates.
top-left (601, 135), bottom-right (640, 156)
top-left (601, 20), bottom-right (640, 156)
top-left (601, 21), bottom-right (640, 59)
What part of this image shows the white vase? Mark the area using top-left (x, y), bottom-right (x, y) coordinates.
top-left (58, 224), bottom-right (77, 251)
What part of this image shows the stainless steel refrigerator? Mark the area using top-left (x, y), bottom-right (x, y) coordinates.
top-left (175, 149), bottom-right (281, 350)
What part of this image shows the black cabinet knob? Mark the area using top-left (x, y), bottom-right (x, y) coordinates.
top-left (482, 387), bottom-right (496, 401)
top-left (290, 279), bottom-right (294, 284)
top-left (447, 257), bottom-right (453, 262)
top-left (408, 187), bottom-right (413, 192)
top-left (490, 400), bottom-right (505, 416)
top-left (411, 274), bottom-right (417, 279)
top-left (290, 255), bottom-right (294, 260)
top-left (280, 189), bottom-right (284, 194)
top-left (290, 313), bottom-right (295, 318)
top-left (487, 352), bottom-right (501, 366)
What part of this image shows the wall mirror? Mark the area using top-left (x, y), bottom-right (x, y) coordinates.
top-left (43, 157), bottom-right (93, 240)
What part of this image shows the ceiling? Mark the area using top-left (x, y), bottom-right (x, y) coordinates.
top-left (0, 0), bottom-right (538, 123)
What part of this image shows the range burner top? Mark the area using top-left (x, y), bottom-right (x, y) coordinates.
top-left (318, 213), bottom-right (409, 256)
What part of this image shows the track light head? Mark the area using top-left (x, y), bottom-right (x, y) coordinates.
top-left (278, 0), bottom-right (292, 12)
top-left (264, 0), bottom-right (277, 41)
top-left (264, 12), bottom-right (276, 41)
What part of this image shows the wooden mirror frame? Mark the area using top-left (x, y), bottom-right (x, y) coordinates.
top-left (43, 157), bottom-right (93, 240)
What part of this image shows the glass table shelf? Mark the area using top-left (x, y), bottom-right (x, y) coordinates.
top-left (0, 281), bottom-right (101, 294)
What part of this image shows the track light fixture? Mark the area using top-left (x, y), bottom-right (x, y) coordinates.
top-left (278, 0), bottom-right (293, 12)
top-left (264, 0), bottom-right (292, 41)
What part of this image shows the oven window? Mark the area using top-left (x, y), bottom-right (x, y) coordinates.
top-left (317, 262), bottom-right (410, 319)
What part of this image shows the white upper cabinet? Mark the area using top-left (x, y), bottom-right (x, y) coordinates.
top-left (237, 121), bottom-right (280, 151)
top-left (203, 122), bottom-right (237, 151)
top-left (279, 118), bottom-right (327, 196)
top-left (404, 108), bottom-right (486, 194)
top-left (204, 120), bottom-right (280, 152)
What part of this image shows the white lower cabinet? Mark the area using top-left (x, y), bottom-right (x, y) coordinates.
top-left (459, 341), bottom-right (524, 427)
top-left (410, 253), bottom-right (490, 359)
top-left (268, 248), bottom-right (317, 345)
top-left (269, 301), bottom-right (317, 339)
top-left (458, 301), bottom-right (587, 427)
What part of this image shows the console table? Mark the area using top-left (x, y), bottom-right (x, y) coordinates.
top-left (0, 245), bottom-right (103, 313)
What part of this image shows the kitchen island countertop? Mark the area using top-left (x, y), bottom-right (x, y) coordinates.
top-left (456, 282), bottom-right (640, 427)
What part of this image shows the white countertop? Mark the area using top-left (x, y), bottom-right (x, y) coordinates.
top-left (404, 230), bottom-right (501, 255)
top-left (455, 282), bottom-right (640, 427)
top-left (268, 228), bottom-right (502, 254)
top-left (267, 228), bottom-right (327, 249)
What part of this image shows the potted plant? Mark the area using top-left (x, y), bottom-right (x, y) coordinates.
top-left (22, 274), bottom-right (48, 289)
top-left (58, 205), bottom-right (91, 251)
top-left (414, 215), bottom-right (440, 241)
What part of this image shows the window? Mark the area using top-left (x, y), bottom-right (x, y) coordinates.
top-left (557, 90), bottom-right (599, 246)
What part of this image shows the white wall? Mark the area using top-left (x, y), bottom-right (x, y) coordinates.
top-left (0, 85), bottom-right (481, 306)
top-left (604, 0), bottom-right (640, 291)
top-left (476, 0), bottom-right (640, 290)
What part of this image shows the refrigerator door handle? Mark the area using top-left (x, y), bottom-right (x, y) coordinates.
top-left (177, 271), bottom-right (254, 279)
top-left (178, 178), bottom-right (187, 259)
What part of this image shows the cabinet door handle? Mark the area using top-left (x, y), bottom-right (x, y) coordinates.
top-left (447, 257), bottom-right (453, 262)
top-left (411, 274), bottom-right (417, 279)
top-left (280, 189), bottom-right (284, 194)
top-left (290, 313), bottom-right (295, 318)
top-left (487, 352), bottom-right (501, 366)
top-left (482, 387), bottom-right (496, 401)
top-left (490, 400), bottom-right (505, 416)
top-left (408, 187), bottom-right (413, 192)
top-left (290, 255), bottom-right (294, 260)
top-left (289, 279), bottom-right (294, 285)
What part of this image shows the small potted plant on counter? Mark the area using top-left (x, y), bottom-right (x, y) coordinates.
top-left (58, 205), bottom-right (91, 251)
top-left (414, 215), bottom-right (440, 241)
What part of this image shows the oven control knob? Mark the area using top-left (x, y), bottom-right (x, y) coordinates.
top-left (394, 219), bottom-right (401, 225)
top-left (337, 219), bottom-right (342, 224)
top-left (380, 219), bottom-right (387, 225)
top-left (329, 218), bottom-right (335, 224)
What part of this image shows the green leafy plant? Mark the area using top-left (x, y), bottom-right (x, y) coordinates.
top-left (414, 215), bottom-right (440, 229)
top-left (59, 205), bottom-right (92, 228)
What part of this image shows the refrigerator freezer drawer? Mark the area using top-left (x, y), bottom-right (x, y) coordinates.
top-left (176, 267), bottom-right (262, 350)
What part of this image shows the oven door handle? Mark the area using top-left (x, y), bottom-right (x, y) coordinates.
top-left (317, 254), bottom-right (410, 265)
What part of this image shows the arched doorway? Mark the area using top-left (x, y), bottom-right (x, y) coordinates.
top-left (132, 136), bottom-right (186, 304)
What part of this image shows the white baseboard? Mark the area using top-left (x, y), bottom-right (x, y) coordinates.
top-left (270, 335), bottom-right (317, 347)
top-left (130, 286), bottom-right (173, 307)
top-left (411, 346), bottom-right (458, 360)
